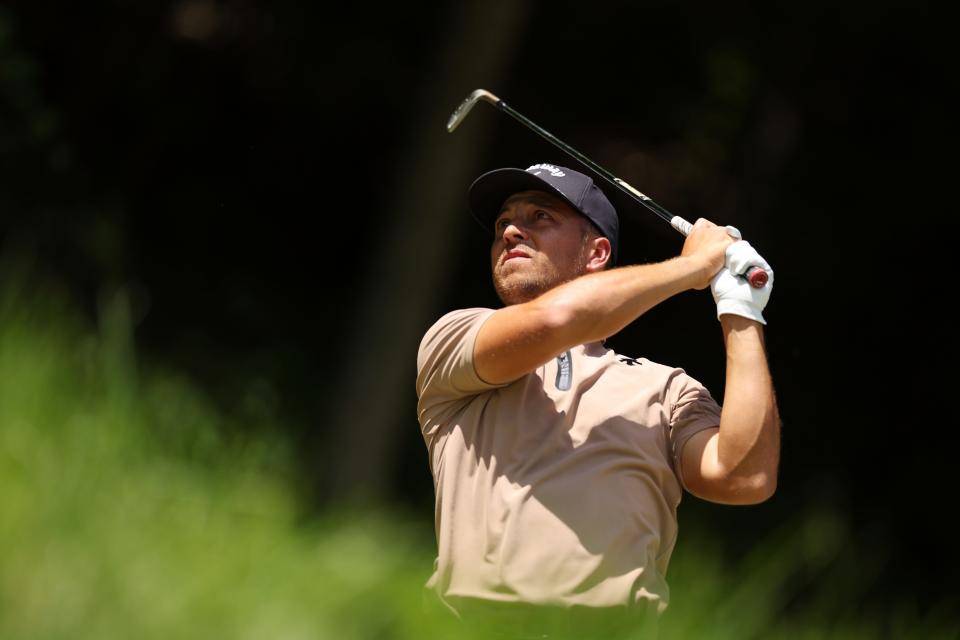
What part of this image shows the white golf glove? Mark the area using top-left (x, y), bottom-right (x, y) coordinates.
top-left (710, 240), bottom-right (774, 324)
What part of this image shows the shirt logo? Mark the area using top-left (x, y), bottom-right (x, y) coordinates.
top-left (527, 163), bottom-right (565, 177)
top-left (619, 356), bottom-right (642, 366)
top-left (556, 350), bottom-right (572, 390)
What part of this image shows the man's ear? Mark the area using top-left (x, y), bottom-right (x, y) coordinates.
top-left (585, 236), bottom-right (612, 272)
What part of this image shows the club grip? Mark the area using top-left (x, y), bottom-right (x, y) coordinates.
top-left (746, 266), bottom-right (768, 288)
top-left (670, 216), bottom-right (770, 289)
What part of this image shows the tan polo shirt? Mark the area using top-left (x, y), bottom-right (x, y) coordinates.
top-left (416, 308), bottom-right (721, 614)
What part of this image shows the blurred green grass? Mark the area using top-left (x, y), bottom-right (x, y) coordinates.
top-left (1, 275), bottom-right (956, 639)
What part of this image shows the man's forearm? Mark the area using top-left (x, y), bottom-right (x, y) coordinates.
top-left (538, 256), bottom-right (708, 346)
top-left (715, 315), bottom-right (780, 496)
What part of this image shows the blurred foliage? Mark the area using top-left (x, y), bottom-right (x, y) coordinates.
top-left (0, 271), bottom-right (434, 639)
top-left (1, 269), bottom-right (956, 639)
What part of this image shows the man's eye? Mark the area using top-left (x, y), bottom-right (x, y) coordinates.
top-left (495, 219), bottom-right (509, 230)
top-left (535, 210), bottom-right (551, 220)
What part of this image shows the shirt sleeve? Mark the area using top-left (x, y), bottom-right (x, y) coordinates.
top-left (416, 307), bottom-right (507, 438)
top-left (664, 370), bottom-right (722, 486)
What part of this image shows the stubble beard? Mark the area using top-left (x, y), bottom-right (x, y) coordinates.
top-left (492, 258), bottom-right (585, 306)
top-left (493, 269), bottom-right (553, 306)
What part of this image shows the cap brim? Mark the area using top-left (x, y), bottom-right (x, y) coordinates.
top-left (467, 168), bottom-right (584, 231)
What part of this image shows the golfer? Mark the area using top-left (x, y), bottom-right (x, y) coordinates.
top-left (415, 163), bottom-right (780, 638)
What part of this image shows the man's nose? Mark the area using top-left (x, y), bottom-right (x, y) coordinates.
top-left (501, 222), bottom-right (527, 244)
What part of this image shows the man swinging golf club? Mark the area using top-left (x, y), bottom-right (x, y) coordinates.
top-left (416, 162), bottom-right (780, 638)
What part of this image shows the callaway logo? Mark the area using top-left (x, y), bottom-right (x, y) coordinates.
top-left (527, 163), bottom-right (565, 177)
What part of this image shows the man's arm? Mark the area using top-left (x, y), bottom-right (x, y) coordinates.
top-left (475, 221), bottom-right (733, 385)
top-left (680, 315), bottom-right (780, 505)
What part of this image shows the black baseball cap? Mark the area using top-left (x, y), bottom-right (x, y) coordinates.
top-left (468, 163), bottom-right (620, 265)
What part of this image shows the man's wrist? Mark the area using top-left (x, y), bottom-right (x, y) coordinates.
top-left (673, 254), bottom-right (715, 291)
top-left (717, 298), bottom-right (766, 325)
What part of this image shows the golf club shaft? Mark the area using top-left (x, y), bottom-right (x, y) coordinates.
top-left (498, 100), bottom-right (673, 226)
top-left (451, 90), bottom-right (768, 288)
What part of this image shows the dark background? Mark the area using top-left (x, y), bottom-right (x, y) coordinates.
top-left (1, 0), bottom-right (955, 615)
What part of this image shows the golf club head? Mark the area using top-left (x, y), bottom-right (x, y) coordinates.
top-left (446, 89), bottom-right (500, 132)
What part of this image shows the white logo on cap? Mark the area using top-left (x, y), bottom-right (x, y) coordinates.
top-left (526, 163), bottom-right (565, 177)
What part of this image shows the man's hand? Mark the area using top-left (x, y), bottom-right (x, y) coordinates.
top-left (679, 219), bottom-right (737, 289)
top-left (711, 241), bottom-right (774, 324)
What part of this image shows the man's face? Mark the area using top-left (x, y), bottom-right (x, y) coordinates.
top-left (490, 190), bottom-right (601, 306)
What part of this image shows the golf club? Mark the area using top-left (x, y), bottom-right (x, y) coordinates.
top-left (447, 89), bottom-right (769, 288)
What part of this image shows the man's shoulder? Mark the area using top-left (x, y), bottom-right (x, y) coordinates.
top-left (419, 307), bottom-right (494, 347)
top-left (430, 307), bottom-right (495, 328)
top-left (416, 307), bottom-right (495, 372)
top-left (416, 307), bottom-right (504, 404)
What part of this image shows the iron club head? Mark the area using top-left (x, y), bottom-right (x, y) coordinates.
top-left (446, 89), bottom-right (501, 132)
